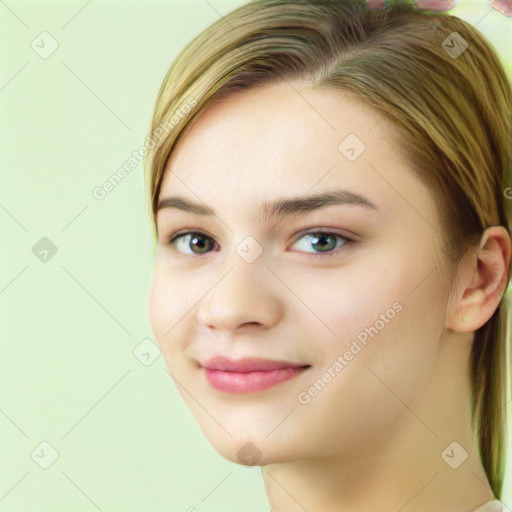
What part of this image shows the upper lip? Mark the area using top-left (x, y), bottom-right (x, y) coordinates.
top-left (201, 356), bottom-right (311, 372)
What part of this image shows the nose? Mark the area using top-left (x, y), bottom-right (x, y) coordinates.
top-left (197, 263), bottom-right (285, 332)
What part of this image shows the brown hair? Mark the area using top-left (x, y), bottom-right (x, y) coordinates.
top-left (144, 0), bottom-right (512, 497)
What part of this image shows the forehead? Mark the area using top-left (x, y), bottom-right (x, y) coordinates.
top-left (159, 83), bottom-right (432, 225)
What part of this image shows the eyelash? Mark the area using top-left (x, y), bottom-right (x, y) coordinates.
top-left (165, 228), bottom-right (356, 260)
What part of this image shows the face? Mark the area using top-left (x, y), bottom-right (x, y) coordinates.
top-left (148, 83), bottom-right (451, 465)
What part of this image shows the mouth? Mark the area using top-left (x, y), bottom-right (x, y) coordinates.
top-left (200, 356), bottom-right (311, 393)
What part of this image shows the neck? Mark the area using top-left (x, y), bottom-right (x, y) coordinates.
top-left (261, 331), bottom-right (495, 512)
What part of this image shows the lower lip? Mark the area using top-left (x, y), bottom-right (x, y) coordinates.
top-left (204, 367), bottom-right (309, 393)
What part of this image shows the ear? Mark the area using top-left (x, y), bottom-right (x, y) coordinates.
top-left (446, 226), bottom-right (511, 333)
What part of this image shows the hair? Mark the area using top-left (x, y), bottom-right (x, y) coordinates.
top-left (144, 0), bottom-right (512, 498)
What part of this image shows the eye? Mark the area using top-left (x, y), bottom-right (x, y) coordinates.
top-left (166, 229), bottom-right (354, 259)
top-left (167, 231), bottom-right (217, 256)
top-left (289, 229), bottom-right (354, 258)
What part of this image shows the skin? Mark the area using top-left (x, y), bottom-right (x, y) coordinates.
top-left (147, 83), bottom-right (511, 511)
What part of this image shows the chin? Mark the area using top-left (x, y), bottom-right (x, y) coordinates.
top-left (201, 429), bottom-right (296, 466)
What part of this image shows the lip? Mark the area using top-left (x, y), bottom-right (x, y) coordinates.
top-left (201, 356), bottom-right (311, 393)
top-left (202, 356), bottom-right (310, 372)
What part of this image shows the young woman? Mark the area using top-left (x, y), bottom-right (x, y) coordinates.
top-left (144, 0), bottom-right (511, 510)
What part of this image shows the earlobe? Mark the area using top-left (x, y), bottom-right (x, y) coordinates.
top-left (446, 226), bottom-right (511, 333)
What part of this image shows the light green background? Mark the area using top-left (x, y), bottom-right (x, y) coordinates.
top-left (0, 1), bottom-right (511, 511)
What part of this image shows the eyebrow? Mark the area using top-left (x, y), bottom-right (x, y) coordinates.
top-left (157, 189), bottom-right (379, 223)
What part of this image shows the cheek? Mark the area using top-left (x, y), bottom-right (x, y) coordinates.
top-left (147, 279), bottom-right (157, 331)
top-left (147, 272), bottom-right (187, 380)
top-left (147, 273), bottom-right (166, 341)
top-left (147, 257), bottom-right (189, 334)
top-left (306, 252), bottom-right (445, 390)
top-left (146, 262), bottom-right (206, 351)
top-left (147, 266), bottom-right (186, 352)
top-left (294, 280), bottom-right (442, 453)
top-left (344, 263), bottom-right (446, 397)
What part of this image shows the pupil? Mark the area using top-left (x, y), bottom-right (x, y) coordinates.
top-left (313, 234), bottom-right (335, 252)
top-left (191, 234), bottom-right (211, 253)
